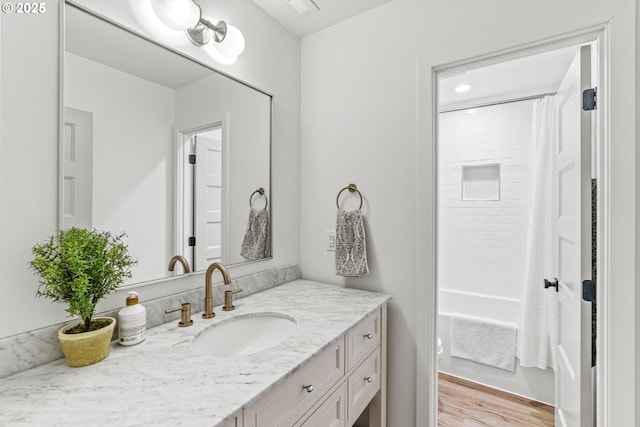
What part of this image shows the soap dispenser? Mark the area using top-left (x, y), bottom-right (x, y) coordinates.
top-left (118, 291), bottom-right (147, 346)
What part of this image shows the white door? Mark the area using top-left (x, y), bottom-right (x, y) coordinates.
top-left (63, 107), bottom-right (93, 229)
top-left (194, 130), bottom-right (223, 270)
top-left (553, 45), bottom-right (593, 427)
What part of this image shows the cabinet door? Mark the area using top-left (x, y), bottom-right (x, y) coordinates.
top-left (298, 384), bottom-right (347, 427)
top-left (348, 348), bottom-right (381, 426)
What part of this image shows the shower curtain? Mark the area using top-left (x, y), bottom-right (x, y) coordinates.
top-left (517, 96), bottom-right (559, 370)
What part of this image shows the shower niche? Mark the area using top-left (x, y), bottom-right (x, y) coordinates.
top-left (461, 163), bottom-right (500, 201)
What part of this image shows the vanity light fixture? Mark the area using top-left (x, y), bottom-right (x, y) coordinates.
top-left (151, 0), bottom-right (245, 57)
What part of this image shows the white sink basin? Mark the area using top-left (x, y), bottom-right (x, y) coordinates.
top-left (191, 313), bottom-right (297, 357)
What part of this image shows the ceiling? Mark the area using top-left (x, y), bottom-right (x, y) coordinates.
top-left (250, 0), bottom-right (395, 37)
top-left (67, 2), bottom-right (579, 108)
top-left (439, 46), bottom-right (579, 111)
top-left (246, 0), bottom-right (580, 109)
top-left (66, 4), bottom-right (213, 89)
top-left (67, 0), bottom-right (397, 86)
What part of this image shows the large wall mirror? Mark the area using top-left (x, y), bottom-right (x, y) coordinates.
top-left (62, 2), bottom-right (272, 286)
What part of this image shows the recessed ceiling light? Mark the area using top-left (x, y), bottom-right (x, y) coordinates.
top-left (455, 84), bottom-right (472, 93)
top-left (467, 108), bottom-right (477, 114)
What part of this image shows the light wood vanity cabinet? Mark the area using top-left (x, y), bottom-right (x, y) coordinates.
top-left (243, 304), bottom-right (387, 427)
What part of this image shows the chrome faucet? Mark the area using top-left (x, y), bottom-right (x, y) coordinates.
top-left (203, 262), bottom-right (231, 319)
top-left (168, 255), bottom-right (191, 274)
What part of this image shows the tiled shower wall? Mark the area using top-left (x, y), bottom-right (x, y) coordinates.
top-left (438, 101), bottom-right (533, 300)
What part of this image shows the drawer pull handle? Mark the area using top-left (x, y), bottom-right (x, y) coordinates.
top-left (364, 376), bottom-right (373, 383)
top-left (364, 333), bottom-right (373, 339)
top-left (302, 384), bottom-right (314, 393)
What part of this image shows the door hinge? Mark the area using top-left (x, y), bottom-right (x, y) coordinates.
top-left (188, 236), bottom-right (196, 247)
top-left (583, 87), bottom-right (597, 111)
top-left (582, 279), bottom-right (596, 303)
top-left (188, 154), bottom-right (196, 165)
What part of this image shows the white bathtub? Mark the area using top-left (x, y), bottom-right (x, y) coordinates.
top-left (438, 288), bottom-right (555, 405)
top-left (439, 288), bottom-right (521, 323)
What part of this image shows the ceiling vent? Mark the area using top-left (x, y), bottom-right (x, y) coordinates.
top-left (286, 0), bottom-right (320, 16)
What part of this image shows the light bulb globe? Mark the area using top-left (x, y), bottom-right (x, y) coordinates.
top-left (215, 25), bottom-right (245, 58)
top-left (151, 0), bottom-right (201, 31)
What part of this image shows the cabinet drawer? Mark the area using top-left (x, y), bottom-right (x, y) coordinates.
top-left (296, 383), bottom-right (346, 427)
top-left (347, 347), bottom-right (381, 426)
top-left (246, 337), bottom-right (345, 427)
top-left (346, 308), bottom-right (381, 370)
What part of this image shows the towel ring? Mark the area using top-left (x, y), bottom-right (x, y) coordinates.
top-left (249, 187), bottom-right (268, 209)
top-left (336, 183), bottom-right (363, 210)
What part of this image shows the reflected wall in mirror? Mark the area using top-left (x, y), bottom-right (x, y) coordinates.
top-left (62, 2), bottom-right (272, 286)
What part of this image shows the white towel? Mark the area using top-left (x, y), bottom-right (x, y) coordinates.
top-left (240, 208), bottom-right (270, 260)
top-left (335, 208), bottom-right (369, 277)
top-left (450, 313), bottom-right (518, 372)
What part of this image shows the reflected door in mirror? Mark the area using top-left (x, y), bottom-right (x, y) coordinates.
top-left (63, 107), bottom-right (93, 229)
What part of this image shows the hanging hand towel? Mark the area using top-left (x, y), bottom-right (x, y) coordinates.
top-left (335, 208), bottom-right (369, 277)
top-left (240, 207), bottom-right (271, 260)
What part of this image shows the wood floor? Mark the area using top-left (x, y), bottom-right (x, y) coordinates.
top-left (438, 373), bottom-right (554, 427)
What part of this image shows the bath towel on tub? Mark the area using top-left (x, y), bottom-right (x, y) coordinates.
top-left (335, 208), bottom-right (369, 276)
top-left (450, 312), bottom-right (518, 372)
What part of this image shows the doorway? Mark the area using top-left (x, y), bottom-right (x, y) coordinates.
top-left (176, 123), bottom-right (225, 273)
top-left (435, 41), bottom-right (598, 427)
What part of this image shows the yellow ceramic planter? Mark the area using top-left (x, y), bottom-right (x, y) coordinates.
top-left (58, 317), bottom-right (116, 367)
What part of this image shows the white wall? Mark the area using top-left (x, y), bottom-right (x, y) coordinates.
top-left (1, 0), bottom-right (62, 335)
top-left (439, 101), bottom-right (532, 300)
top-left (0, 0), bottom-right (300, 339)
top-left (65, 52), bottom-right (176, 284)
top-left (300, 0), bottom-right (636, 425)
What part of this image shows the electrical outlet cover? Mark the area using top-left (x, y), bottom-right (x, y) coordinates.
top-left (326, 230), bottom-right (336, 251)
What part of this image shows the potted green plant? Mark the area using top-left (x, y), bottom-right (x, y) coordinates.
top-left (29, 227), bottom-right (136, 367)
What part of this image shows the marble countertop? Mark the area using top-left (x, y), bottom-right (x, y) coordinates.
top-left (0, 280), bottom-right (390, 426)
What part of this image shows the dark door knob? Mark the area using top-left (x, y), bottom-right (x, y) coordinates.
top-left (544, 278), bottom-right (559, 292)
